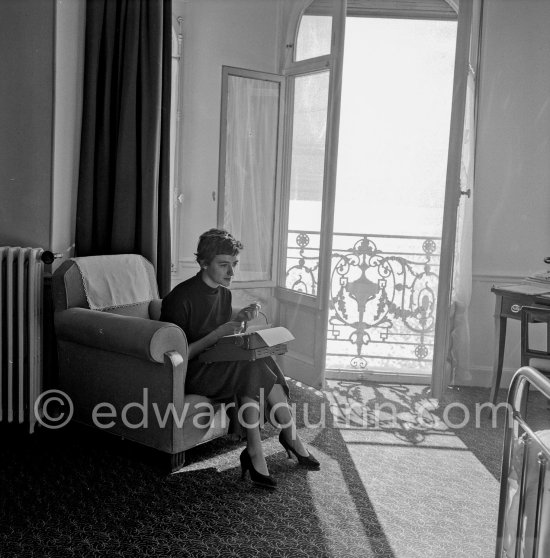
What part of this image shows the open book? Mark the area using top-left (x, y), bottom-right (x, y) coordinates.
top-left (198, 326), bottom-right (295, 363)
top-left (217, 326), bottom-right (295, 349)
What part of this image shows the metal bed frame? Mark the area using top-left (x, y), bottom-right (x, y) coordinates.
top-left (495, 366), bottom-right (550, 558)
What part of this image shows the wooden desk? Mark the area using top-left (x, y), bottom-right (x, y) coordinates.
top-left (489, 284), bottom-right (550, 405)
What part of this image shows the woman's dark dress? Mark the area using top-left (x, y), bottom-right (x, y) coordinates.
top-left (160, 272), bottom-right (289, 402)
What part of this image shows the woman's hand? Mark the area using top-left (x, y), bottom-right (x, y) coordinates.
top-left (235, 302), bottom-right (261, 323)
top-left (214, 321), bottom-right (245, 340)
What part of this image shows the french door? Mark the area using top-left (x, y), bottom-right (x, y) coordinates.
top-left (274, 1), bottom-right (346, 389)
top-left (219, 0), bottom-right (479, 395)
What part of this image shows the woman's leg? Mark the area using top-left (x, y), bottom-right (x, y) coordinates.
top-left (240, 395), bottom-right (269, 475)
top-left (266, 384), bottom-right (309, 457)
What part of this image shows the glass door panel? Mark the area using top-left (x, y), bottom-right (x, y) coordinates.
top-left (284, 70), bottom-right (330, 296)
top-left (277, 69), bottom-right (332, 389)
top-left (295, 13), bottom-right (332, 62)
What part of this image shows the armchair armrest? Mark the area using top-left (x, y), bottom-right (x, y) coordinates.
top-left (149, 298), bottom-right (162, 320)
top-left (54, 307), bottom-right (188, 364)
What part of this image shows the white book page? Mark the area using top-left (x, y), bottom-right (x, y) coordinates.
top-left (256, 327), bottom-right (295, 347)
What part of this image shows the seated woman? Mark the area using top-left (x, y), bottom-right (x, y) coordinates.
top-left (161, 228), bottom-right (319, 488)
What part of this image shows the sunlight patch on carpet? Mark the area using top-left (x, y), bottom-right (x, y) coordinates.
top-left (340, 428), bottom-right (499, 558)
top-left (307, 449), bottom-right (387, 557)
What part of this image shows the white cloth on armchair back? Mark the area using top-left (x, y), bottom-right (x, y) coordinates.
top-left (73, 254), bottom-right (158, 311)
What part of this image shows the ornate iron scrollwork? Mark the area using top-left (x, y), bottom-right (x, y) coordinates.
top-left (329, 235), bottom-right (438, 369)
top-left (285, 232), bottom-right (319, 295)
top-left (285, 231), bottom-right (440, 372)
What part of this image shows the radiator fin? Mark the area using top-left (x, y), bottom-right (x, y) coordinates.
top-left (0, 247), bottom-right (44, 432)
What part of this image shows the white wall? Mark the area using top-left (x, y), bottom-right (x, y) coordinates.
top-left (0, 0), bottom-right (84, 263)
top-left (467, 0), bottom-right (550, 386)
top-left (172, 0), bottom-right (283, 284)
top-left (0, 0), bottom-right (55, 248)
top-left (52, 0), bottom-right (85, 259)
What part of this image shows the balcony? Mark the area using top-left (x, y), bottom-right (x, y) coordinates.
top-left (286, 230), bottom-right (441, 374)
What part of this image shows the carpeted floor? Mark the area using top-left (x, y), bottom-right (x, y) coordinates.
top-left (1, 379), bottom-right (549, 557)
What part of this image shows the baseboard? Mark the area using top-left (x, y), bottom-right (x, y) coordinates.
top-left (325, 370), bottom-right (431, 385)
top-left (323, 366), bottom-right (520, 389)
top-left (454, 365), bottom-right (518, 388)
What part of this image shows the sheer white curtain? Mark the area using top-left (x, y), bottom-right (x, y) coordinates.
top-left (170, 26), bottom-right (182, 274)
top-left (223, 76), bottom-right (279, 282)
top-left (449, 70), bottom-right (475, 382)
top-left (449, 0), bottom-right (483, 384)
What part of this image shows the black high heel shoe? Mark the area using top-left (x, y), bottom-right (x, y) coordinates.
top-left (239, 449), bottom-right (277, 489)
top-left (279, 431), bottom-right (320, 469)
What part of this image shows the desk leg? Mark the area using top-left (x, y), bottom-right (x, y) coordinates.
top-left (489, 309), bottom-right (507, 406)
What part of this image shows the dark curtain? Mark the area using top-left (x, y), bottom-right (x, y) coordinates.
top-left (76, 0), bottom-right (172, 297)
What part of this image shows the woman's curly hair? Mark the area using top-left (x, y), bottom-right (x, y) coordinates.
top-left (195, 229), bottom-right (243, 266)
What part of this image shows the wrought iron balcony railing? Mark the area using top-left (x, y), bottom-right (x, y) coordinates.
top-left (285, 230), bottom-right (441, 373)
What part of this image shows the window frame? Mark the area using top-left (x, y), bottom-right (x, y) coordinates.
top-left (277, 0), bottom-right (344, 306)
top-left (217, 65), bottom-right (286, 289)
top-left (276, 67), bottom-right (332, 299)
top-left (170, 17), bottom-right (184, 276)
top-left (281, 0), bottom-right (338, 75)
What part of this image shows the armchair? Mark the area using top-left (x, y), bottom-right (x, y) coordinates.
top-left (521, 306), bottom-right (550, 374)
top-left (52, 254), bottom-right (230, 471)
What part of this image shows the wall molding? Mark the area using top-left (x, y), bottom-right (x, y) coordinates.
top-left (472, 272), bottom-right (523, 284)
top-left (174, 266), bottom-right (525, 284)
top-left (174, 265), bottom-right (525, 284)
top-left (168, 267), bottom-right (523, 388)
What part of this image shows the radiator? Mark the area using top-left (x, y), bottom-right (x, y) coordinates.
top-left (0, 247), bottom-right (47, 433)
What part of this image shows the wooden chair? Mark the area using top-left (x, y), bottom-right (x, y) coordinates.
top-left (521, 306), bottom-right (550, 375)
top-left (521, 306), bottom-right (550, 412)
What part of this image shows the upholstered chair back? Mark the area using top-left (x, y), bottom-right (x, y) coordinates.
top-left (53, 255), bottom-right (160, 320)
